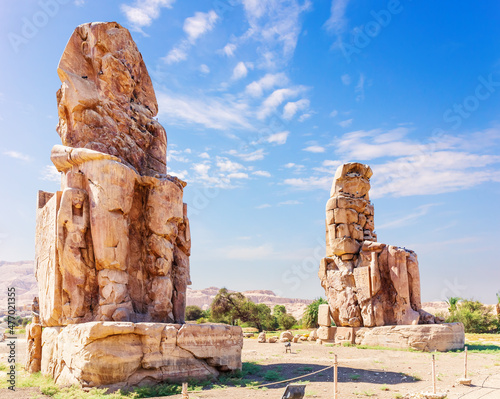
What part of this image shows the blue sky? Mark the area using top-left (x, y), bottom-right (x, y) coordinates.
top-left (1, 0), bottom-right (499, 303)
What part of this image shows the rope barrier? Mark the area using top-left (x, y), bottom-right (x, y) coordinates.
top-left (245, 365), bottom-right (334, 389)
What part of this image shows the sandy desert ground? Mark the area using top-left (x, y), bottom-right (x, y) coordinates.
top-left (1, 334), bottom-right (500, 399)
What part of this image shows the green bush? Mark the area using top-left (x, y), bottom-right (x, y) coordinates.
top-left (185, 305), bottom-right (204, 321)
top-left (277, 313), bottom-right (297, 330)
top-left (301, 298), bottom-right (328, 328)
top-left (446, 299), bottom-right (496, 333)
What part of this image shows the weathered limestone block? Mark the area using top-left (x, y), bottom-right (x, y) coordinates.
top-left (41, 322), bottom-right (243, 388)
top-left (386, 246), bottom-right (420, 325)
top-left (355, 323), bottom-right (465, 352)
top-left (279, 331), bottom-right (294, 342)
top-left (330, 237), bottom-right (360, 257)
top-left (336, 195), bottom-right (367, 213)
top-left (307, 329), bottom-right (318, 341)
top-left (317, 304), bottom-right (331, 327)
top-left (257, 331), bottom-right (266, 343)
top-left (177, 324), bottom-right (243, 371)
top-left (335, 327), bottom-right (359, 345)
top-left (36, 191), bottom-right (62, 327)
top-left (317, 326), bottom-right (336, 341)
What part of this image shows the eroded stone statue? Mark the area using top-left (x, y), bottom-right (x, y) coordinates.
top-left (30, 22), bottom-right (242, 389)
top-left (25, 297), bottom-right (42, 373)
top-left (319, 162), bottom-right (438, 328)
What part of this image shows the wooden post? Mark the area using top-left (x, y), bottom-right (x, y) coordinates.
top-left (432, 354), bottom-right (436, 394)
top-left (182, 382), bottom-right (189, 399)
top-left (464, 345), bottom-right (468, 379)
top-left (333, 354), bottom-right (338, 399)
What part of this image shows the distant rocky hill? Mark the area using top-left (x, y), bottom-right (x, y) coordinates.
top-left (0, 261), bottom-right (311, 319)
top-left (0, 261), bottom-right (38, 311)
top-left (187, 287), bottom-right (312, 320)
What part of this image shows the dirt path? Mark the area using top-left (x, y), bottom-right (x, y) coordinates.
top-left (168, 339), bottom-right (500, 399)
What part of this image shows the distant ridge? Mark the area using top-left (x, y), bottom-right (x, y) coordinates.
top-left (186, 287), bottom-right (313, 320)
top-left (0, 260), bottom-right (38, 311)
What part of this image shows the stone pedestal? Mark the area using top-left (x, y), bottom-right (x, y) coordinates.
top-left (335, 327), bottom-right (359, 345)
top-left (317, 326), bottom-right (336, 342)
top-left (42, 322), bottom-right (243, 389)
top-left (354, 323), bottom-right (464, 352)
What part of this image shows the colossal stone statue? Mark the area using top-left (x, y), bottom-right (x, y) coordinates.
top-left (319, 162), bottom-right (437, 328)
top-left (316, 163), bottom-right (465, 351)
top-left (30, 22), bottom-right (242, 389)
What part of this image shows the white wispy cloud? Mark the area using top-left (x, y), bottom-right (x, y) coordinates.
top-left (163, 10), bottom-right (219, 64)
top-left (3, 150), bottom-right (32, 162)
top-left (157, 91), bottom-right (251, 130)
top-left (338, 118), bottom-right (353, 128)
top-left (284, 162), bottom-right (305, 171)
top-left (245, 73), bottom-right (289, 97)
top-left (372, 152), bottom-right (500, 197)
top-left (278, 200), bottom-right (302, 206)
top-left (377, 204), bottom-right (441, 229)
top-left (355, 73), bottom-right (365, 102)
top-left (341, 74), bottom-right (351, 85)
top-left (324, 0), bottom-right (351, 35)
top-left (216, 157), bottom-right (244, 173)
top-left (227, 172), bottom-right (249, 179)
top-left (284, 175), bottom-right (331, 190)
top-left (221, 43), bottom-right (237, 57)
top-left (232, 61), bottom-right (249, 80)
top-left (169, 169), bottom-right (188, 180)
top-left (240, 0), bottom-right (311, 67)
top-left (74, 0), bottom-right (85, 6)
top-left (253, 170), bottom-right (271, 177)
top-left (121, 0), bottom-right (175, 32)
top-left (183, 10), bottom-right (218, 41)
top-left (199, 64), bottom-right (210, 74)
top-left (199, 152), bottom-right (210, 159)
top-left (322, 159), bottom-right (342, 169)
top-left (163, 42), bottom-right (189, 64)
top-left (267, 131), bottom-right (289, 145)
top-left (298, 112), bottom-right (313, 122)
top-left (330, 109), bottom-right (338, 117)
top-left (167, 149), bottom-right (190, 163)
top-left (258, 87), bottom-right (304, 119)
top-left (256, 203), bottom-right (272, 209)
top-left (283, 99), bottom-right (310, 120)
top-left (41, 165), bottom-right (60, 182)
top-left (228, 148), bottom-right (266, 161)
top-left (282, 126), bottom-right (500, 198)
top-left (192, 162), bottom-right (210, 176)
top-left (303, 145), bottom-right (325, 153)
